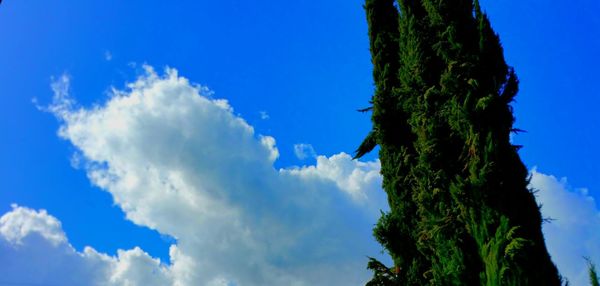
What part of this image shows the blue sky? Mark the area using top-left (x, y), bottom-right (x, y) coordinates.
top-left (0, 0), bottom-right (599, 285)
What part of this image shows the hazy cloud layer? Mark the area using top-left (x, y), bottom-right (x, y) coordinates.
top-left (293, 143), bottom-right (317, 160)
top-left (259, 111), bottom-right (269, 120)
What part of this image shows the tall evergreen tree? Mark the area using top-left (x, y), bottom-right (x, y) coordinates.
top-left (587, 258), bottom-right (599, 286)
top-left (358, 1), bottom-right (562, 284)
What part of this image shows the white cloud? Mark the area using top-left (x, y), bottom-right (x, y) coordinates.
top-left (12, 66), bottom-right (388, 285)
top-left (532, 169), bottom-right (600, 286)
top-left (8, 65), bottom-right (599, 285)
top-left (0, 204), bottom-right (172, 286)
top-left (284, 153), bottom-right (384, 207)
top-left (259, 111), bottom-right (269, 120)
top-left (0, 204), bottom-right (66, 246)
top-left (109, 247), bottom-right (172, 286)
top-left (105, 50), bottom-right (113, 61)
top-left (293, 143), bottom-right (316, 160)
top-left (7, 165), bottom-right (598, 285)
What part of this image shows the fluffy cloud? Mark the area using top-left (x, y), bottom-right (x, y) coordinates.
top-left (4, 66), bottom-right (387, 285)
top-left (0, 203), bottom-right (66, 246)
top-left (16, 65), bottom-right (595, 285)
top-left (0, 204), bottom-right (173, 286)
top-left (532, 169), bottom-right (600, 286)
top-left (284, 153), bottom-right (384, 208)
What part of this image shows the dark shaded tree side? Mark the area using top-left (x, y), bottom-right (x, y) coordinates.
top-left (358, 1), bottom-right (562, 285)
top-left (588, 258), bottom-right (599, 286)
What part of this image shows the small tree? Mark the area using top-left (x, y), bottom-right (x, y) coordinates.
top-left (358, 0), bottom-right (562, 284)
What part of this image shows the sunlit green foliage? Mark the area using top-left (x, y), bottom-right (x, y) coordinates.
top-left (358, 0), bottom-right (562, 284)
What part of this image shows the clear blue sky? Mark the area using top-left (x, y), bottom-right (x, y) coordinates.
top-left (0, 1), bottom-right (599, 285)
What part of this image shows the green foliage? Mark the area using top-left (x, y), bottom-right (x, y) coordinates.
top-left (355, 130), bottom-right (378, 159)
top-left (587, 258), bottom-right (600, 286)
top-left (365, 257), bottom-right (402, 286)
top-left (360, 0), bottom-right (562, 284)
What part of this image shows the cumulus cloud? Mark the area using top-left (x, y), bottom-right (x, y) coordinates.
top-left (4, 65), bottom-right (598, 285)
top-left (284, 153), bottom-right (384, 208)
top-left (5, 66), bottom-right (387, 285)
top-left (0, 203), bottom-right (66, 246)
top-left (293, 143), bottom-right (317, 160)
top-left (532, 169), bottom-right (600, 286)
top-left (0, 204), bottom-right (173, 286)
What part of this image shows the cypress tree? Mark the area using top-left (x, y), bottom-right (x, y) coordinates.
top-left (357, 1), bottom-right (562, 284)
top-left (587, 258), bottom-right (599, 286)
